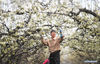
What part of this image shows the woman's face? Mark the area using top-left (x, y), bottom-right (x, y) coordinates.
top-left (51, 32), bottom-right (56, 38)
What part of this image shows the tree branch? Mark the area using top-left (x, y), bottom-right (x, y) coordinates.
top-left (71, 8), bottom-right (100, 21)
top-left (79, 8), bottom-right (100, 19)
top-left (2, 23), bottom-right (10, 33)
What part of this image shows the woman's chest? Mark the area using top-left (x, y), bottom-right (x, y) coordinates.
top-left (48, 40), bottom-right (59, 47)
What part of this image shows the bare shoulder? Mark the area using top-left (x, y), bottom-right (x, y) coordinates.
top-left (48, 39), bottom-right (51, 42)
top-left (56, 37), bottom-right (60, 40)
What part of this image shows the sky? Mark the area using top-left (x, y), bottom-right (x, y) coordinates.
top-left (1, 0), bottom-right (100, 11)
top-left (40, 0), bottom-right (100, 11)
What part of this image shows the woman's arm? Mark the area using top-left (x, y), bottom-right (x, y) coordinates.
top-left (58, 36), bottom-right (64, 43)
top-left (58, 30), bottom-right (64, 43)
top-left (41, 36), bottom-right (48, 45)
